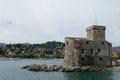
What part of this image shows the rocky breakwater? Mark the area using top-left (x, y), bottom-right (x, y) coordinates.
top-left (22, 64), bottom-right (109, 72)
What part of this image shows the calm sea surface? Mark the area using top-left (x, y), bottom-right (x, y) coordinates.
top-left (0, 58), bottom-right (119, 80)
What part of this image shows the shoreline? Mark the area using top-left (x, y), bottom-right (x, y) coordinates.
top-left (0, 57), bottom-right (63, 60)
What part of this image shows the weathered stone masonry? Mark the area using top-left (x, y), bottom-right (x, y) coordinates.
top-left (63, 25), bottom-right (112, 68)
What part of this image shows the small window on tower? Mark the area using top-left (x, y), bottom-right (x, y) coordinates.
top-left (81, 58), bottom-right (84, 61)
top-left (66, 41), bottom-right (69, 45)
top-left (99, 58), bottom-right (102, 61)
top-left (98, 49), bottom-right (101, 52)
top-left (86, 41), bottom-right (89, 44)
top-left (102, 42), bottom-right (104, 45)
top-left (91, 49), bottom-right (93, 54)
top-left (82, 49), bottom-right (85, 54)
top-left (91, 58), bottom-right (94, 61)
top-left (95, 53), bottom-right (98, 55)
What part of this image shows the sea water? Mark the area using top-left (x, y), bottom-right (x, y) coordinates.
top-left (0, 58), bottom-right (119, 80)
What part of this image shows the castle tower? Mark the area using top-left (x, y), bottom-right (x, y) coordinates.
top-left (63, 25), bottom-right (112, 68)
top-left (86, 25), bottom-right (106, 41)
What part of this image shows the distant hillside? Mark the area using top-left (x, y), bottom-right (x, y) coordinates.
top-left (0, 43), bottom-right (7, 47)
top-left (112, 46), bottom-right (120, 52)
top-left (0, 41), bottom-right (65, 58)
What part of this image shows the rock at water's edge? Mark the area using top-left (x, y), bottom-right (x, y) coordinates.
top-left (22, 64), bottom-right (110, 72)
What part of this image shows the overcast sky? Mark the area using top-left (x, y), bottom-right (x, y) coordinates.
top-left (0, 0), bottom-right (120, 46)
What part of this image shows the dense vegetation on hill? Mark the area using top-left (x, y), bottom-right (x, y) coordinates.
top-left (1, 42), bottom-right (120, 58)
top-left (0, 41), bottom-right (65, 58)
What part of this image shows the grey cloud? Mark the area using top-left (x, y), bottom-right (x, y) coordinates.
top-left (0, 0), bottom-right (120, 46)
top-left (5, 21), bottom-right (13, 25)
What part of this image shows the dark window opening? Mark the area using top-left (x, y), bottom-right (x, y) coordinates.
top-left (82, 49), bottom-right (84, 54)
top-left (91, 49), bottom-right (93, 54)
top-left (98, 49), bottom-right (101, 52)
top-left (102, 42), bottom-right (104, 45)
top-left (86, 41), bottom-right (89, 44)
top-left (99, 58), bottom-right (102, 61)
top-left (98, 30), bottom-right (100, 32)
top-left (91, 58), bottom-right (94, 61)
top-left (95, 53), bottom-right (98, 55)
top-left (108, 43), bottom-right (111, 46)
top-left (81, 58), bottom-right (84, 61)
top-left (66, 41), bottom-right (68, 45)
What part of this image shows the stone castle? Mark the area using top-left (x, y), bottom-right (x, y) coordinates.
top-left (63, 25), bottom-right (112, 68)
